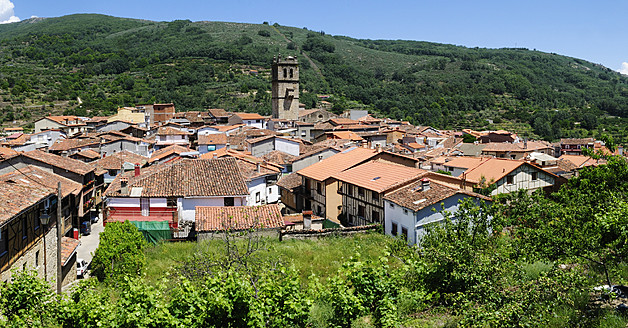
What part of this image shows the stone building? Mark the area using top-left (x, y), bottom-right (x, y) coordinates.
top-left (271, 55), bottom-right (299, 120)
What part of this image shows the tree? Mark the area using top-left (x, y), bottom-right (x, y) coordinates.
top-left (91, 221), bottom-right (147, 282)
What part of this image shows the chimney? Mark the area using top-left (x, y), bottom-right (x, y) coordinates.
top-left (134, 163), bottom-right (140, 177)
top-left (120, 177), bottom-right (129, 195)
top-left (302, 210), bottom-right (312, 230)
top-left (376, 143), bottom-right (382, 153)
top-left (256, 162), bottom-right (261, 173)
top-left (212, 152), bottom-right (217, 159)
top-left (421, 178), bottom-right (430, 191)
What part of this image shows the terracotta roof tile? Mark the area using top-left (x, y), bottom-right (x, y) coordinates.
top-left (0, 165), bottom-right (82, 198)
top-left (94, 151), bottom-right (148, 171)
top-left (297, 147), bottom-right (378, 182)
top-left (49, 138), bottom-right (99, 152)
top-left (198, 133), bottom-right (228, 145)
top-left (384, 179), bottom-right (491, 212)
top-left (276, 172), bottom-right (302, 191)
top-left (0, 181), bottom-right (53, 225)
top-left (157, 126), bottom-right (190, 136)
top-left (61, 237), bottom-right (80, 266)
top-left (261, 150), bottom-right (297, 165)
top-left (333, 161), bottom-right (427, 193)
top-left (560, 138), bottom-right (595, 145)
top-left (105, 158), bottom-right (249, 198)
top-left (196, 204), bottom-right (283, 232)
top-left (23, 150), bottom-right (95, 175)
top-left (74, 149), bottom-right (100, 159)
top-left (233, 112), bottom-right (266, 120)
top-left (481, 141), bottom-right (551, 152)
top-left (207, 108), bottom-right (229, 118)
top-left (149, 145), bottom-right (191, 163)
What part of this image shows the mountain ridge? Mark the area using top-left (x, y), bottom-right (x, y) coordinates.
top-left (0, 14), bottom-right (626, 141)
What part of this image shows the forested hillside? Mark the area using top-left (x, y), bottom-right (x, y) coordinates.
top-left (1, 14), bottom-right (628, 142)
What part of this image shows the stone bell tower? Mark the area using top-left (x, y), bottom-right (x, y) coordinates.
top-left (271, 54), bottom-right (299, 120)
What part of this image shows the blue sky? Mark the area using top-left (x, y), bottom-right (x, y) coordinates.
top-left (3, 0), bottom-right (627, 73)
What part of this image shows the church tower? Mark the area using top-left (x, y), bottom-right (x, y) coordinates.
top-left (271, 54), bottom-right (299, 120)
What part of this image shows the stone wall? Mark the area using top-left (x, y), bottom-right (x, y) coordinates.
top-left (0, 226), bottom-right (58, 287)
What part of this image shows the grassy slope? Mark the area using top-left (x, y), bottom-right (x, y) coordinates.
top-left (145, 233), bottom-right (395, 285)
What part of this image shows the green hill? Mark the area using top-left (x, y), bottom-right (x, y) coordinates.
top-left (0, 14), bottom-right (627, 141)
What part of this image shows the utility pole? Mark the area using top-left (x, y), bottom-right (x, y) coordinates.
top-left (56, 182), bottom-right (62, 294)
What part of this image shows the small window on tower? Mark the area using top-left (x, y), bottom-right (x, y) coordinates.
top-left (283, 68), bottom-right (287, 77)
top-left (290, 68), bottom-right (294, 78)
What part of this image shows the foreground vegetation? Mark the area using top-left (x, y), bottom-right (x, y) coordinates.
top-left (1, 14), bottom-right (628, 141)
top-left (3, 148), bottom-right (628, 327)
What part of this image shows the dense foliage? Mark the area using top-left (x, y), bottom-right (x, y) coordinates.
top-left (91, 221), bottom-right (147, 282)
top-left (0, 14), bottom-right (628, 141)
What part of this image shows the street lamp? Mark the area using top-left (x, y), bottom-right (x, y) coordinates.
top-left (39, 209), bottom-right (51, 282)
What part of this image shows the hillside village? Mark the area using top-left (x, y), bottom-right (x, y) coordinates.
top-left (0, 54), bottom-right (622, 288)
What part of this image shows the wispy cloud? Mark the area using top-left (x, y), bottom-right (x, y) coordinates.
top-left (620, 62), bottom-right (628, 76)
top-left (0, 0), bottom-right (19, 24)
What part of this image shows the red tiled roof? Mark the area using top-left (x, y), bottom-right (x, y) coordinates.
top-left (261, 150), bottom-right (297, 166)
top-left (297, 147), bottom-right (378, 182)
top-left (276, 172), bottom-right (302, 191)
top-left (481, 141), bottom-right (551, 152)
top-left (61, 237), bottom-right (80, 266)
top-left (0, 181), bottom-right (53, 225)
top-left (208, 108), bottom-right (230, 118)
top-left (95, 151), bottom-right (148, 171)
top-left (234, 112), bottom-right (266, 120)
top-left (105, 158), bottom-right (249, 198)
top-left (157, 126), bottom-right (190, 136)
top-left (73, 149), bottom-right (100, 159)
top-left (0, 165), bottom-right (82, 198)
top-left (198, 133), bottom-right (228, 145)
top-left (49, 138), bottom-right (99, 152)
top-left (23, 150), bottom-right (95, 175)
top-left (333, 161), bottom-right (427, 193)
top-left (149, 145), bottom-right (190, 163)
top-left (384, 180), bottom-right (491, 212)
top-left (196, 204), bottom-right (284, 232)
top-left (0, 147), bottom-right (19, 159)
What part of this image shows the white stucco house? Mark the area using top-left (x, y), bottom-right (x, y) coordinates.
top-left (384, 178), bottom-right (491, 245)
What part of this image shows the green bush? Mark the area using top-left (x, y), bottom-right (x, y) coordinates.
top-left (91, 221), bottom-right (147, 282)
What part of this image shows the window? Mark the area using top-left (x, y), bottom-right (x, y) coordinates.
top-left (403, 208), bottom-right (409, 215)
top-left (35, 251), bottom-right (40, 267)
top-left (289, 68), bottom-right (294, 78)
top-left (510, 155), bottom-right (516, 159)
top-left (402, 227), bottom-right (408, 241)
top-left (531, 172), bottom-right (538, 181)
top-left (224, 197), bottom-right (234, 207)
top-left (318, 155), bottom-right (323, 161)
top-left (389, 202), bottom-right (394, 208)
top-left (108, 169), bottom-right (117, 176)
top-left (349, 214), bottom-right (355, 224)
top-left (358, 205), bottom-right (365, 218)
top-left (167, 197), bottom-right (177, 207)
top-left (448, 167), bottom-right (454, 172)
top-left (317, 205), bottom-right (322, 215)
top-left (347, 185), bottom-right (353, 195)
top-left (316, 182), bottom-right (322, 194)
top-left (358, 187), bottom-right (365, 197)
top-left (507, 175), bottom-right (514, 184)
top-left (372, 191), bottom-right (379, 202)
top-left (391, 222), bottom-right (398, 236)
top-left (372, 210), bottom-right (380, 222)
top-left (256, 192), bottom-right (261, 203)
top-left (283, 68), bottom-right (287, 77)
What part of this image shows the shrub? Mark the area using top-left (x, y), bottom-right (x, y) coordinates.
top-left (91, 221), bottom-right (147, 282)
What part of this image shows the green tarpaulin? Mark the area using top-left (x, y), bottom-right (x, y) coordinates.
top-left (130, 221), bottom-right (171, 244)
